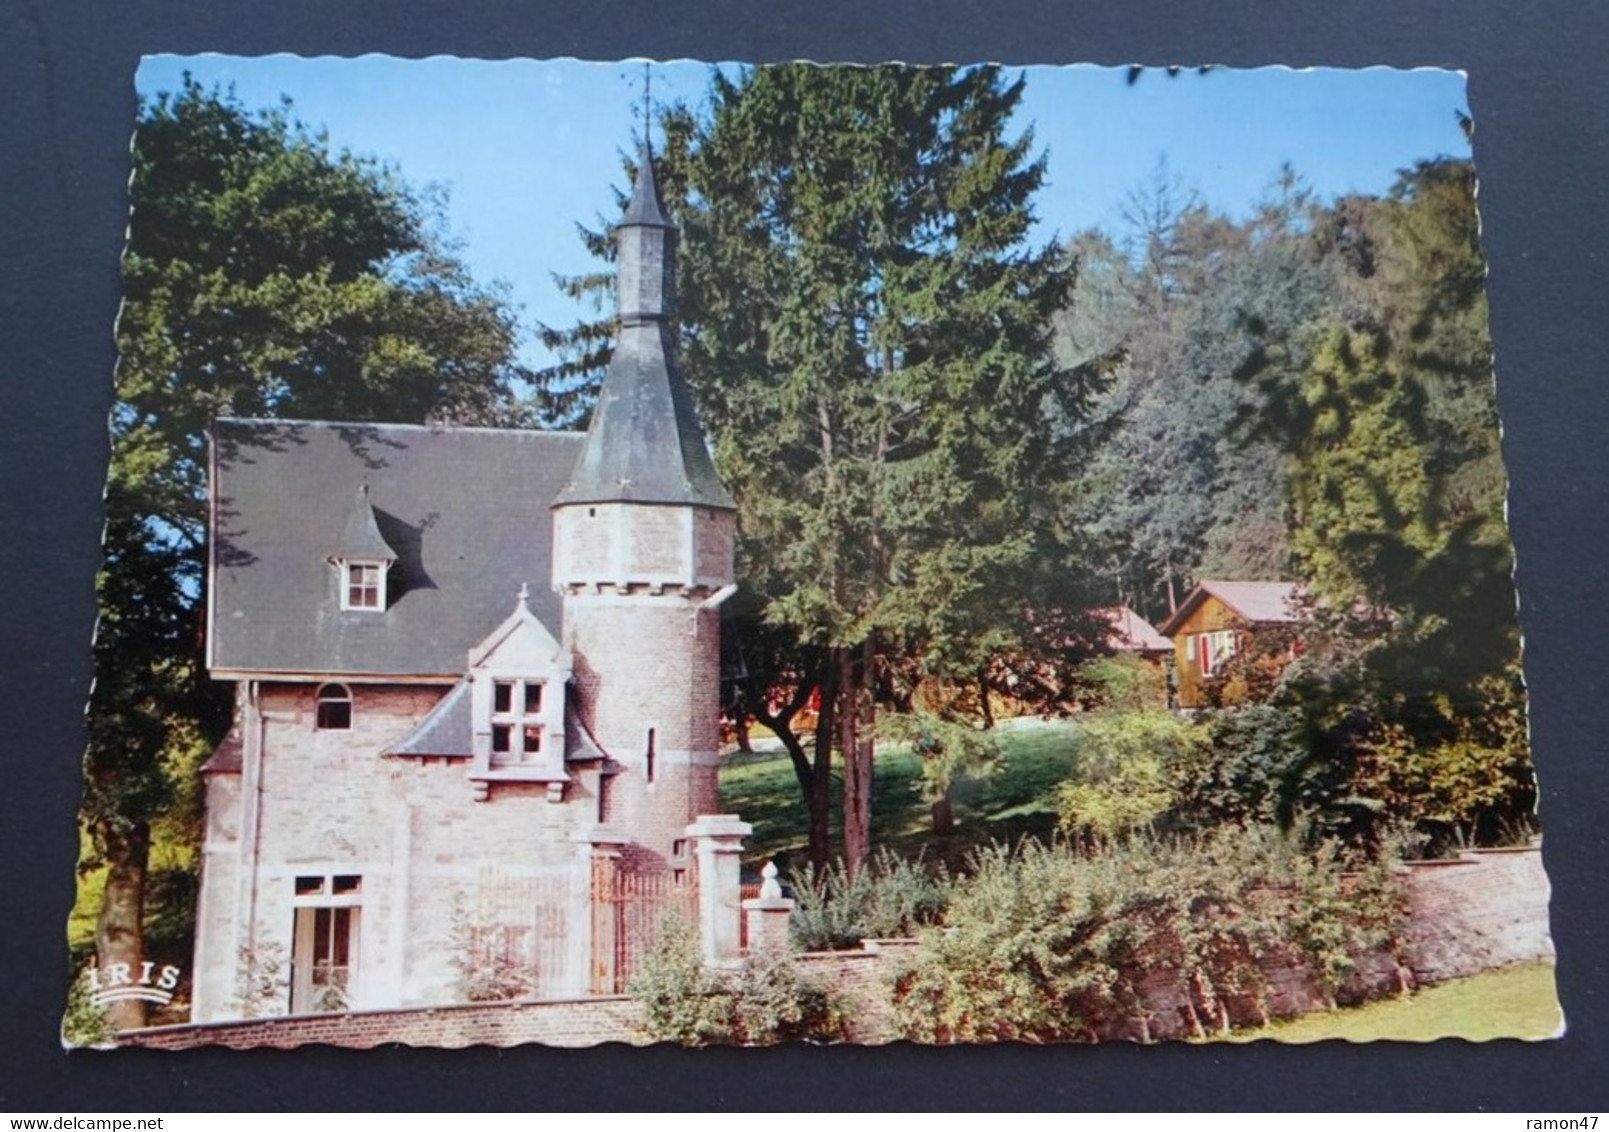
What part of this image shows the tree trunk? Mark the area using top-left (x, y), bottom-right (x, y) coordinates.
top-left (840, 641), bottom-right (876, 877)
top-left (810, 657), bottom-right (838, 875)
top-left (751, 663), bottom-right (831, 875)
top-left (930, 790), bottom-right (955, 834)
top-left (92, 817), bottom-right (151, 1032)
top-left (734, 712), bottom-right (753, 754)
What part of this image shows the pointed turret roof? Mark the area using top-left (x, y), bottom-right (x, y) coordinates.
top-left (554, 150), bottom-right (735, 511)
top-left (620, 151), bottom-right (674, 229)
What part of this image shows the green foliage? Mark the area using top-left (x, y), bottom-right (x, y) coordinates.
top-left (892, 828), bottom-right (1407, 1042)
top-left (544, 64), bottom-right (1113, 865)
top-left (1070, 653), bottom-right (1166, 712)
top-left (60, 965), bottom-right (113, 1049)
top-left (627, 914), bottom-right (732, 1046)
top-left (1070, 167), bottom-right (1329, 615)
top-left (788, 850), bottom-right (950, 951)
top-left (1172, 704), bottom-right (1308, 828)
top-left (1054, 709), bottom-right (1202, 839)
top-left (880, 709), bottom-right (1003, 810)
top-left (628, 914), bottom-right (841, 1045)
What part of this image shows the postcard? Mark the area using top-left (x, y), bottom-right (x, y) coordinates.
top-left (66, 55), bottom-right (1558, 1049)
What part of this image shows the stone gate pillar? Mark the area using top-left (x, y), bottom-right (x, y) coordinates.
top-left (686, 814), bottom-right (751, 965)
top-left (742, 860), bottom-right (796, 955)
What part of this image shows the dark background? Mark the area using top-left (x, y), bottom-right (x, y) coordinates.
top-left (3, 0), bottom-right (1605, 1112)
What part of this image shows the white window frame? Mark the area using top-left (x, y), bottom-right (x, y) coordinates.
top-left (338, 558), bottom-right (388, 611)
top-left (291, 874), bottom-right (362, 1014)
top-left (1199, 630), bottom-right (1239, 677)
top-left (490, 677), bottom-right (547, 765)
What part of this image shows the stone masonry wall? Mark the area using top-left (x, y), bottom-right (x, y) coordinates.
top-left (194, 682), bottom-right (602, 1021)
top-left (566, 597), bottom-right (723, 866)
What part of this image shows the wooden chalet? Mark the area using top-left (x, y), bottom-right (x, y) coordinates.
top-left (1157, 580), bottom-right (1306, 710)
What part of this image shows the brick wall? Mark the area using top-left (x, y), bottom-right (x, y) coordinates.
top-left (122, 996), bottom-right (645, 1051)
top-left (162, 843), bottom-right (1554, 1048)
top-left (1400, 847), bottom-right (1554, 982)
top-left (794, 940), bottom-right (922, 1045)
top-left (794, 847), bottom-right (1553, 1044)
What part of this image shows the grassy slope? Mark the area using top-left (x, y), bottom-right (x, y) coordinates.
top-left (1226, 963), bottom-right (1563, 1043)
top-left (720, 718), bottom-right (1080, 872)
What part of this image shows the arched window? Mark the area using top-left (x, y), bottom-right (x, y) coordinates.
top-left (316, 684), bottom-right (352, 731)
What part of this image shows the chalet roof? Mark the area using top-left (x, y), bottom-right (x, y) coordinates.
top-left (209, 419), bottom-right (584, 677)
top-left (1157, 580), bottom-right (1306, 638)
top-left (553, 150), bottom-right (735, 512)
top-left (1101, 606), bottom-right (1172, 653)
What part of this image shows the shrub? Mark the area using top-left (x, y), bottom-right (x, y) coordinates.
top-left (788, 850), bottom-right (949, 952)
top-left (448, 892), bottom-right (539, 1003)
top-left (627, 913), bottom-right (733, 1046)
top-left (1171, 704), bottom-right (1308, 829)
top-left (1072, 654), bottom-right (1167, 712)
top-left (628, 912), bottom-right (843, 1046)
top-left (60, 964), bottom-right (112, 1048)
top-left (1055, 710), bottom-right (1204, 839)
top-left (892, 827), bottom-right (1407, 1042)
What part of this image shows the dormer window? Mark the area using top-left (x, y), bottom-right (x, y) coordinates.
top-left (328, 483), bottom-right (398, 612)
top-left (342, 560), bottom-right (387, 611)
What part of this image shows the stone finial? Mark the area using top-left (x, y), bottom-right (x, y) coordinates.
top-left (517, 581), bottom-right (530, 611)
top-left (760, 859), bottom-right (783, 899)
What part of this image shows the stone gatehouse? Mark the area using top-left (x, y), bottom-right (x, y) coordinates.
top-left (190, 154), bottom-right (751, 1022)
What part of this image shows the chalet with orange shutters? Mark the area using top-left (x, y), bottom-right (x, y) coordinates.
top-left (1157, 581), bottom-right (1306, 710)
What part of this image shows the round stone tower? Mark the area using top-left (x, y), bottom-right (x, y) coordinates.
top-left (551, 152), bottom-right (737, 873)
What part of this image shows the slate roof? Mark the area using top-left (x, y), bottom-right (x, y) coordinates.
top-left (385, 680), bottom-right (607, 763)
top-left (1157, 580), bottom-right (1306, 638)
top-left (209, 419), bottom-right (584, 677)
top-left (620, 151), bottom-right (674, 229)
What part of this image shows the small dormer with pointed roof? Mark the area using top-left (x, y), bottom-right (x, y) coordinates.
top-left (329, 483), bottom-right (398, 611)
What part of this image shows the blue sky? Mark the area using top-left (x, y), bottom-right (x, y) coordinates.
top-left (136, 56), bottom-right (1473, 370)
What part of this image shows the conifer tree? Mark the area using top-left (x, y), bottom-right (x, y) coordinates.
top-left (540, 65), bottom-right (1101, 870)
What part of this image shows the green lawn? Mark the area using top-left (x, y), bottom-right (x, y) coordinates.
top-left (719, 717), bottom-right (1080, 871)
top-left (1224, 963), bottom-right (1563, 1043)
